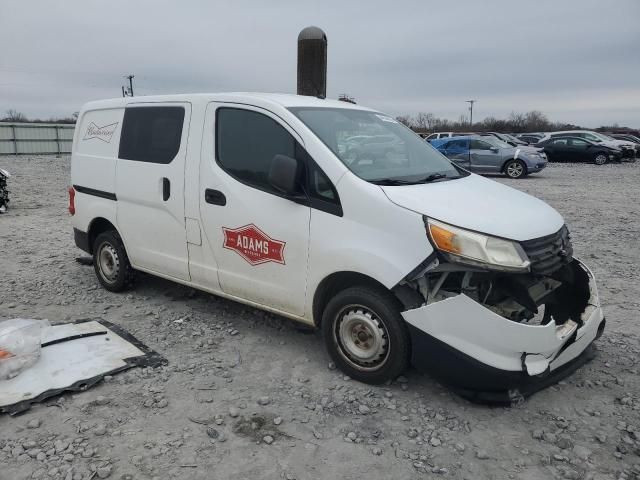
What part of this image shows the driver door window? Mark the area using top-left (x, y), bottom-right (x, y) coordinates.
top-left (216, 108), bottom-right (296, 195)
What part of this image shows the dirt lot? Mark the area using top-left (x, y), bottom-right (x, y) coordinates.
top-left (1, 156), bottom-right (639, 480)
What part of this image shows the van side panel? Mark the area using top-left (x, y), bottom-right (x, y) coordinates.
top-left (71, 107), bottom-right (124, 236)
top-left (71, 108), bottom-right (124, 196)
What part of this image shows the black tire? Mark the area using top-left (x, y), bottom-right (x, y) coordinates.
top-left (593, 152), bottom-right (608, 165)
top-left (504, 159), bottom-right (527, 179)
top-left (92, 230), bottom-right (135, 292)
top-left (321, 285), bottom-right (410, 384)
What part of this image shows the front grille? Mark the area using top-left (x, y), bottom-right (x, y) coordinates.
top-left (520, 225), bottom-right (573, 276)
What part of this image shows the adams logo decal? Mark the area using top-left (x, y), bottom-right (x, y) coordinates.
top-left (83, 122), bottom-right (118, 143)
top-left (222, 224), bottom-right (285, 266)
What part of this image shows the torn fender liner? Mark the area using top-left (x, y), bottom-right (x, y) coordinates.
top-left (0, 319), bottom-right (166, 415)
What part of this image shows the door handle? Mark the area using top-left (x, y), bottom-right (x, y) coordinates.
top-left (162, 177), bottom-right (170, 201)
top-left (205, 188), bottom-right (226, 206)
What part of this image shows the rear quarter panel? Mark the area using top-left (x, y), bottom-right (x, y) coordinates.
top-left (71, 107), bottom-right (124, 232)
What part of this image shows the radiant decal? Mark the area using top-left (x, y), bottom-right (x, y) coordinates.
top-left (222, 224), bottom-right (286, 266)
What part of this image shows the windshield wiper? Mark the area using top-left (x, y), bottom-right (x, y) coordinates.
top-left (420, 173), bottom-right (447, 182)
top-left (369, 178), bottom-right (417, 186)
top-left (371, 173), bottom-right (452, 186)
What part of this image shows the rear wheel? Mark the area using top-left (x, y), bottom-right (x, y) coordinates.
top-left (504, 159), bottom-right (527, 179)
top-left (93, 230), bottom-right (134, 292)
top-left (322, 286), bottom-right (410, 384)
top-left (593, 152), bottom-right (608, 165)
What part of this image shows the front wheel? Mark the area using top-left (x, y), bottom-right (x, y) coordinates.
top-left (321, 286), bottom-right (411, 384)
top-left (593, 152), bottom-right (608, 165)
top-left (93, 230), bottom-right (135, 292)
top-left (504, 159), bottom-right (527, 179)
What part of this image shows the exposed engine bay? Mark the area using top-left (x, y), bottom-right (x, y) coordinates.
top-left (406, 258), bottom-right (592, 327)
top-left (397, 249), bottom-right (603, 402)
top-left (397, 223), bottom-right (592, 328)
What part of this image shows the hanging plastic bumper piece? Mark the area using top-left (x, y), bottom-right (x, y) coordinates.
top-left (401, 258), bottom-right (605, 403)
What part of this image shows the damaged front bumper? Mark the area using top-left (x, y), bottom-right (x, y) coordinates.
top-left (402, 258), bottom-right (605, 403)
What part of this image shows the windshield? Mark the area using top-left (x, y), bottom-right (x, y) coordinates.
top-left (483, 136), bottom-right (512, 149)
top-left (289, 107), bottom-right (466, 184)
top-left (502, 133), bottom-right (522, 143)
top-left (594, 133), bottom-right (615, 141)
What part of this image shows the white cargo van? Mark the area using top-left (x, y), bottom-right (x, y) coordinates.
top-left (70, 93), bottom-right (605, 401)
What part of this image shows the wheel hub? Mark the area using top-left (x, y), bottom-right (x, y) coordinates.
top-left (507, 162), bottom-right (523, 177)
top-left (336, 307), bottom-right (389, 370)
top-left (98, 244), bottom-right (119, 283)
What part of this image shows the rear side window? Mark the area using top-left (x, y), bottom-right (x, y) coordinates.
top-left (119, 106), bottom-right (185, 163)
top-left (470, 139), bottom-right (492, 150)
top-left (446, 139), bottom-right (468, 150)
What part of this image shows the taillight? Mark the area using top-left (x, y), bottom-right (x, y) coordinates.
top-left (68, 186), bottom-right (75, 215)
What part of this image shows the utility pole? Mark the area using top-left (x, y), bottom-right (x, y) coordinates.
top-left (466, 99), bottom-right (476, 126)
top-left (121, 75), bottom-right (135, 97)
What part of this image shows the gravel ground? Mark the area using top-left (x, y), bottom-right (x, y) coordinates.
top-left (0, 156), bottom-right (639, 480)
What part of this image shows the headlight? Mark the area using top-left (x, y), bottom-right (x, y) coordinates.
top-left (426, 218), bottom-right (530, 271)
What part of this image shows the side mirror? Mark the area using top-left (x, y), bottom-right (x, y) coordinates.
top-left (269, 154), bottom-right (302, 196)
top-left (490, 147), bottom-right (499, 153)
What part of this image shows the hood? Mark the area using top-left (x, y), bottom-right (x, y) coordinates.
top-left (608, 139), bottom-right (634, 148)
top-left (380, 174), bottom-right (564, 241)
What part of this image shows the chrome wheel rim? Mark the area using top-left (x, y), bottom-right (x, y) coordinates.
top-left (333, 305), bottom-right (389, 371)
top-left (98, 243), bottom-right (119, 283)
top-left (594, 154), bottom-right (607, 165)
top-left (507, 162), bottom-right (524, 178)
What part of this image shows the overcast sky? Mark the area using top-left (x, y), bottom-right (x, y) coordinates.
top-left (1, 0), bottom-right (639, 127)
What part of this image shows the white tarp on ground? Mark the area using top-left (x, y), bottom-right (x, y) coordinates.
top-left (0, 319), bottom-right (165, 414)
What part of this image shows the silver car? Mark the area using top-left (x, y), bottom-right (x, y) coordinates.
top-left (430, 135), bottom-right (547, 179)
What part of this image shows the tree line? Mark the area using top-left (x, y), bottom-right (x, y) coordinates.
top-left (395, 110), bottom-right (585, 134)
top-left (1, 109), bottom-right (78, 124)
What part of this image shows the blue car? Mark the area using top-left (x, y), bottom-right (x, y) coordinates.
top-left (429, 135), bottom-right (547, 179)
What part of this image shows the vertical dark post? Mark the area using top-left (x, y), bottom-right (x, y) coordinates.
top-left (127, 75), bottom-right (135, 96)
top-left (297, 26), bottom-right (327, 98)
top-left (55, 125), bottom-right (61, 155)
top-left (10, 124), bottom-right (16, 155)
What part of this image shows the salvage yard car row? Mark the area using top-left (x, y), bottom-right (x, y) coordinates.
top-left (425, 129), bottom-right (639, 168)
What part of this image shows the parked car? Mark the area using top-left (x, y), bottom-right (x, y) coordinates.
top-left (535, 136), bottom-right (622, 165)
top-left (609, 133), bottom-right (640, 144)
top-left (480, 132), bottom-right (528, 147)
top-left (608, 134), bottom-right (640, 157)
top-left (424, 132), bottom-right (454, 141)
top-left (430, 135), bottom-right (547, 178)
top-left (69, 93), bottom-right (604, 400)
top-left (540, 130), bottom-right (636, 159)
top-left (516, 133), bottom-right (545, 145)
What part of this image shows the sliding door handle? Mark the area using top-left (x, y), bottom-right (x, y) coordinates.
top-left (205, 189), bottom-right (226, 206)
top-left (162, 177), bottom-right (170, 201)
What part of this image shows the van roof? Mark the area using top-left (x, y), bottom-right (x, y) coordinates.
top-left (81, 92), bottom-right (377, 112)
